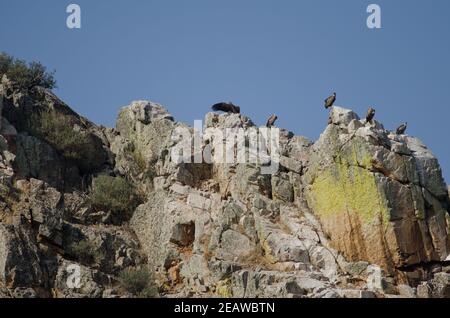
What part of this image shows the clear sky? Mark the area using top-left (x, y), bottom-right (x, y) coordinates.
top-left (1, 0), bottom-right (450, 183)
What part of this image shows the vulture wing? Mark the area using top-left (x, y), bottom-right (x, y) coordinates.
top-left (324, 94), bottom-right (336, 109)
top-left (266, 115), bottom-right (277, 127)
top-left (396, 123), bottom-right (407, 135)
top-left (365, 107), bottom-right (375, 123)
top-left (212, 102), bottom-right (240, 113)
top-left (212, 102), bottom-right (232, 113)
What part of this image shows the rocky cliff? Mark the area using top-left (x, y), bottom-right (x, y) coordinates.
top-left (0, 75), bottom-right (449, 298)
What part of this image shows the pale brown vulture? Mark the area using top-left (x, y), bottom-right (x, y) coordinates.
top-left (396, 122), bottom-right (407, 135)
top-left (266, 114), bottom-right (278, 127)
top-left (324, 92), bottom-right (336, 109)
top-left (365, 107), bottom-right (376, 123)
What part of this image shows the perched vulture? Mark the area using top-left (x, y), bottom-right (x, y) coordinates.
top-left (211, 102), bottom-right (240, 114)
top-left (396, 122), bottom-right (408, 135)
top-left (324, 92), bottom-right (336, 109)
top-left (266, 114), bottom-right (278, 127)
top-left (365, 107), bottom-right (376, 123)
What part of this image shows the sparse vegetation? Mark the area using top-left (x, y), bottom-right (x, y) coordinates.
top-left (124, 143), bottom-right (158, 182)
top-left (0, 52), bottom-right (56, 89)
top-left (71, 240), bottom-right (104, 264)
top-left (130, 146), bottom-right (147, 172)
top-left (119, 267), bottom-right (158, 298)
top-left (143, 165), bottom-right (157, 181)
top-left (28, 110), bottom-right (102, 172)
top-left (89, 175), bottom-right (141, 218)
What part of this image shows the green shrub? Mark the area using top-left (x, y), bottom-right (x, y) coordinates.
top-left (71, 240), bottom-right (104, 264)
top-left (0, 52), bottom-right (56, 89)
top-left (29, 110), bottom-right (103, 172)
top-left (131, 147), bottom-right (147, 172)
top-left (119, 267), bottom-right (158, 298)
top-left (125, 144), bottom-right (156, 180)
top-left (89, 175), bottom-right (140, 217)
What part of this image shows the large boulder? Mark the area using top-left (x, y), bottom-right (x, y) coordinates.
top-left (111, 100), bottom-right (203, 193)
top-left (114, 100), bottom-right (175, 171)
top-left (16, 179), bottom-right (64, 246)
top-left (304, 107), bottom-right (450, 280)
top-left (130, 190), bottom-right (193, 268)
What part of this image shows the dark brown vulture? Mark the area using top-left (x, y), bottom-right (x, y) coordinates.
top-left (396, 122), bottom-right (408, 135)
top-left (324, 92), bottom-right (336, 109)
top-left (365, 107), bottom-right (376, 123)
top-left (266, 114), bottom-right (278, 127)
top-left (211, 102), bottom-right (240, 114)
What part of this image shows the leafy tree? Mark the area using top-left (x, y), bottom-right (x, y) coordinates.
top-left (0, 52), bottom-right (56, 89)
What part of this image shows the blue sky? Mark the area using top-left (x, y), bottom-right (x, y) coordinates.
top-left (1, 0), bottom-right (450, 183)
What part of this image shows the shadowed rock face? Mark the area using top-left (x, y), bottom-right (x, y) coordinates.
top-left (0, 76), bottom-right (449, 298)
top-left (1, 75), bottom-right (111, 184)
top-left (0, 223), bottom-right (43, 288)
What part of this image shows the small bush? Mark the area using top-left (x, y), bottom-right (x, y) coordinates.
top-left (0, 52), bottom-right (56, 89)
top-left (71, 240), bottom-right (104, 264)
top-left (119, 267), bottom-right (158, 298)
top-left (126, 144), bottom-right (156, 180)
top-left (130, 147), bottom-right (147, 172)
top-left (89, 175), bottom-right (140, 217)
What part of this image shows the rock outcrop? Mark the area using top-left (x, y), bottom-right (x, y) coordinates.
top-left (304, 107), bottom-right (450, 283)
top-left (0, 76), bottom-right (449, 298)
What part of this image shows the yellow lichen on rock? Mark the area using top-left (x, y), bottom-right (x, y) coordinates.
top-left (261, 239), bottom-right (279, 264)
top-left (216, 278), bottom-right (233, 298)
top-left (309, 147), bottom-right (389, 226)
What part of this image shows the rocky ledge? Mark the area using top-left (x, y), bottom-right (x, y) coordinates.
top-left (0, 75), bottom-right (449, 298)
